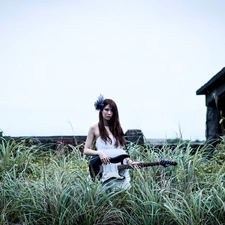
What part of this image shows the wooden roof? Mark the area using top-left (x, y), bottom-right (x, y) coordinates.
top-left (196, 67), bottom-right (225, 95)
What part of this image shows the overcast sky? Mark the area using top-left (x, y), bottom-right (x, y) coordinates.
top-left (1, 0), bottom-right (225, 141)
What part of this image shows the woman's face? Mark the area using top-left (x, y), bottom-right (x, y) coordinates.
top-left (102, 104), bottom-right (113, 121)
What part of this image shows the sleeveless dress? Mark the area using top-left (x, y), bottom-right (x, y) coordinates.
top-left (95, 135), bottom-right (131, 190)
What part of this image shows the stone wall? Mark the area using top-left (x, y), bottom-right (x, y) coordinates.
top-left (2, 129), bottom-right (145, 150)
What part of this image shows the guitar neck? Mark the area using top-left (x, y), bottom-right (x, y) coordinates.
top-left (118, 162), bottom-right (160, 170)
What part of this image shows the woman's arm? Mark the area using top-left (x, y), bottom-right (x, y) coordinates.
top-left (83, 125), bottom-right (110, 164)
top-left (83, 125), bottom-right (99, 156)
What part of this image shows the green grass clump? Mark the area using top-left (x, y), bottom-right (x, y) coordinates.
top-left (0, 137), bottom-right (225, 224)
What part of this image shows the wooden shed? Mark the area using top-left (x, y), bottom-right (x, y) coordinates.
top-left (196, 67), bottom-right (225, 143)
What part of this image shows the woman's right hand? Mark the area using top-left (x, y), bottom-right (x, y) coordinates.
top-left (98, 151), bottom-right (110, 164)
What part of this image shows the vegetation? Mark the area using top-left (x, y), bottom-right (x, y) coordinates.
top-left (0, 137), bottom-right (225, 225)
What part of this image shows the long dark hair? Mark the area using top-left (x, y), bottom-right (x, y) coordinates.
top-left (98, 99), bottom-right (125, 147)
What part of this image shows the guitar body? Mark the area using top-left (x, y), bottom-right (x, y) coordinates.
top-left (101, 163), bottom-right (126, 184)
top-left (88, 154), bottom-right (130, 180)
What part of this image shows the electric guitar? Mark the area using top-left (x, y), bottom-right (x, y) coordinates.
top-left (89, 154), bottom-right (177, 184)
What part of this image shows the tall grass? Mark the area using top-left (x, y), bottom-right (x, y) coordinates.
top-left (0, 137), bottom-right (225, 224)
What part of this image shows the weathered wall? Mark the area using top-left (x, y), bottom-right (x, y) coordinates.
top-left (2, 129), bottom-right (145, 149)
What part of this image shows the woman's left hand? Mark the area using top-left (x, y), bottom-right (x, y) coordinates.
top-left (126, 158), bottom-right (140, 169)
top-left (130, 162), bottom-right (141, 169)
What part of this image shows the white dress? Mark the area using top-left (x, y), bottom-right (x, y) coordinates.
top-left (95, 135), bottom-right (131, 190)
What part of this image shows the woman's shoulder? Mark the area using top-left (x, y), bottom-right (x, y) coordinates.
top-left (89, 122), bottom-right (98, 130)
top-left (88, 122), bottom-right (99, 138)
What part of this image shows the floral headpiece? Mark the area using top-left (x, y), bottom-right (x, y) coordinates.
top-left (94, 94), bottom-right (104, 111)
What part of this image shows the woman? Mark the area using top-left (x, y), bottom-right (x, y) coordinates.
top-left (84, 94), bottom-right (135, 190)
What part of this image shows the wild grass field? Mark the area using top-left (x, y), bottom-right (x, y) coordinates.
top-left (0, 137), bottom-right (225, 225)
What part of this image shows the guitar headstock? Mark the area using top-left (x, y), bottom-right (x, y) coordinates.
top-left (160, 160), bottom-right (177, 167)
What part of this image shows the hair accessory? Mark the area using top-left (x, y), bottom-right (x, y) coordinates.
top-left (94, 94), bottom-right (104, 111)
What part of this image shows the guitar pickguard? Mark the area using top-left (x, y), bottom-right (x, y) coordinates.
top-left (100, 163), bottom-right (125, 184)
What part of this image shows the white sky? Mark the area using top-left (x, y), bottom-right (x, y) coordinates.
top-left (1, 0), bottom-right (225, 141)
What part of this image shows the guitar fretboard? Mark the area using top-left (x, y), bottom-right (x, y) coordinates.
top-left (118, 162), bottom-right (160, 170)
